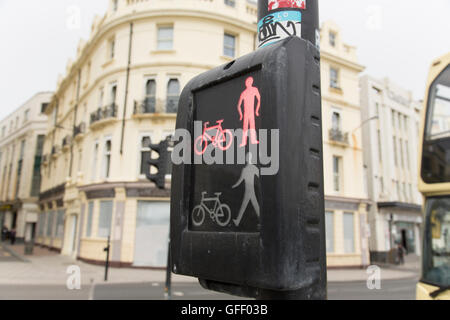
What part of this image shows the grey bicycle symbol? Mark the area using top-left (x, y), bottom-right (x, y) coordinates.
top-left (191, 191), bottom-right (231, 227)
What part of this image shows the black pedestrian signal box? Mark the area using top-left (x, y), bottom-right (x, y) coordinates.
top-left (170, 37), bottom-right (326, 299)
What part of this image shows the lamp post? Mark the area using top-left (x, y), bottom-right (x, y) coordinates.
top-left (352, 115), bottom-right (379, 134)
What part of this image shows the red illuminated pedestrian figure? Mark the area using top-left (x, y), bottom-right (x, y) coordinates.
top-left (237, 77), bottom-right (261, 147)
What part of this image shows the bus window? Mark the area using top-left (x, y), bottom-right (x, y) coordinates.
top-left (422, 197), bottom-right (450, 287)
top-left (422, 66), bottom-right (450, 183)
top-left (426, 67), bottom-right (450, 140)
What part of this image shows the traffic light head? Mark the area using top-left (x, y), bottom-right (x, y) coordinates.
top-left (146, 138), bottom-right (169, 189)
top-left (170, 37), bottom-right (326, 299)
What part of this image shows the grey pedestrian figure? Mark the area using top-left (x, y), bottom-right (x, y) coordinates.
top-left (232, 153), bottom-right (260, 226)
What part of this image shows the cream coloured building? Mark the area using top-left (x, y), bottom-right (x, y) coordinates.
top-left (320, 21), bottom-right (370, 268)
top-left (36, 1), bottom-right (368, 268)
top-left (36, 0), bottom-right (258, 266)
top-left (0, 92), bottom-right (52, 243)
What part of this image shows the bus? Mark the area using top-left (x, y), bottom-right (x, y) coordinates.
top-left (417, 52), bottom-right (450, 300)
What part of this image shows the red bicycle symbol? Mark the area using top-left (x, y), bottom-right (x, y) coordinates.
top-left (194, 120), bottom-right (233, 155)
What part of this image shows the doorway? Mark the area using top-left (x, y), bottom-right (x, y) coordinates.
top-left (133, 201), bottom-right (170, 267)
top-left (12, 212), bottom-right (17, 229)
top-left (401, 229), bottom-right (408, 254)
top-left (25, 223), bottom-right (36, 242)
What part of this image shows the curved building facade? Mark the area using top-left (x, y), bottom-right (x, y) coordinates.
top-left (37, 0), bottom-right (258, 267)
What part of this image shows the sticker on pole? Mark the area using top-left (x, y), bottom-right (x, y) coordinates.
top-left (258, 10), bottom-right (302, 48)
top-left (268, 0), bottom-right (306, 11)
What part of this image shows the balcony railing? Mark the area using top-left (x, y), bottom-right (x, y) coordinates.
top-left (133, 98), bottom-right (179, 115)
top-left (90, 104), bottom-right (117, 125)
top-left (74, 122), bottom-right (86, 137)
top-left (134, 98), bottom-right (156, 115)
top-left (329, 128), bottom-right (349, 144)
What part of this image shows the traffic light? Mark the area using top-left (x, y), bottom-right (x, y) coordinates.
top-left (146, 137), bottom-right (170, 189)
top-left (170, 36), bottom-right (326, 299)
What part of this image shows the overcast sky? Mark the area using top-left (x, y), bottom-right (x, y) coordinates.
top-left (0, 0), bottom-right (449, 121)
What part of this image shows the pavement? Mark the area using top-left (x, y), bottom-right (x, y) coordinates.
top-left (0, 243), bottom-right (196, 285)
top-left (327, 253), bottom-right (420, 282)
top-left (0, 243), bottom-right (420, 300)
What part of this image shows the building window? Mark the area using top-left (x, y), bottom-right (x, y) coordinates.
top-left (91, 141), bottom-right (99, 181)
top-left (24, 109), bottom-right (30, 123)
top-left (19, 140), bottom-right (26, 159)
top-left (157, 26), bottom-right (174, 50)
top-left (405, 141), bottom-right (410, 170)
top-left (326, 211), bottom-right (334, 253)
top-left (38, 212), bottom-right (45, 236)
top-left (98, 200), bottom-right (113, 238)
top-left (333, 156), bottom-right (341, 192)
top-left (15, 140), bottom-right (26, 197)
top-left (46, 211), bottom-right (55, 237)
top-left (377, 130), bottom-right (382, 162)
top-left (343, 212), bottom-right (355, 253)
top-left (108, 37), bottom-right (115, 60)
top-left (223, 33), bottom-right (236, 58)
top-left (140, 136), bottom-right (151, 175)
top-left (1, 126), bottom-right (5, 137)
top-left (332, 111), bottom-right (341, 131)
top-left (103, 139), bottom-right (112, 179)
top-left (77, 149), bottom-right (83, 172)
top-left (403, 182), bottom-right (408, 202)
top-left (224, 0), bottom-right (236, 7)
top-left (110, 83), bottom-right (117, 106)
top-left (144, 79), bottom-right (156, 113)
top-left (330, 67), bottom-right (339, 89)
top-left (399, 138), bottom-right (404, 167)
top-left (41, 103), bottom-right (48, 114)
top-left (393, 137), bottom-right (398, 166)
top-left (56, 210), bottom-right (65, 238)
top-left (112, 0), bottom-right (118, 11)
top-left (86, 201), bottom-right (94, 237)
top-left (329, 31), bottom-right (336, 47)
top-left (391, 110), bottom-right (396, 129)
top-left (38, 213), bottom-right (46, 236)
top-left (166, 79), bottom-right (180, 113)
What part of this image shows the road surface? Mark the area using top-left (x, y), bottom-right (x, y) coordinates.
top-left (0, 278), bottom-right (418, 300)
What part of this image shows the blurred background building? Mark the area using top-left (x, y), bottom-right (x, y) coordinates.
top-left (0, 92), bottom-right (52, 244)
top-left (320, 21), bottom-right (370, 268)
top-left (360, 75), bottom-right (423, 263)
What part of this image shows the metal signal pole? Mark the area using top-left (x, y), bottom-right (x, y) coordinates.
top-left (257, 0), bottom-right (319, 49)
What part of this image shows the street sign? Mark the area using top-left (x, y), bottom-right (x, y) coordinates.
top-left (170, 36), bottom-right (326, 299)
